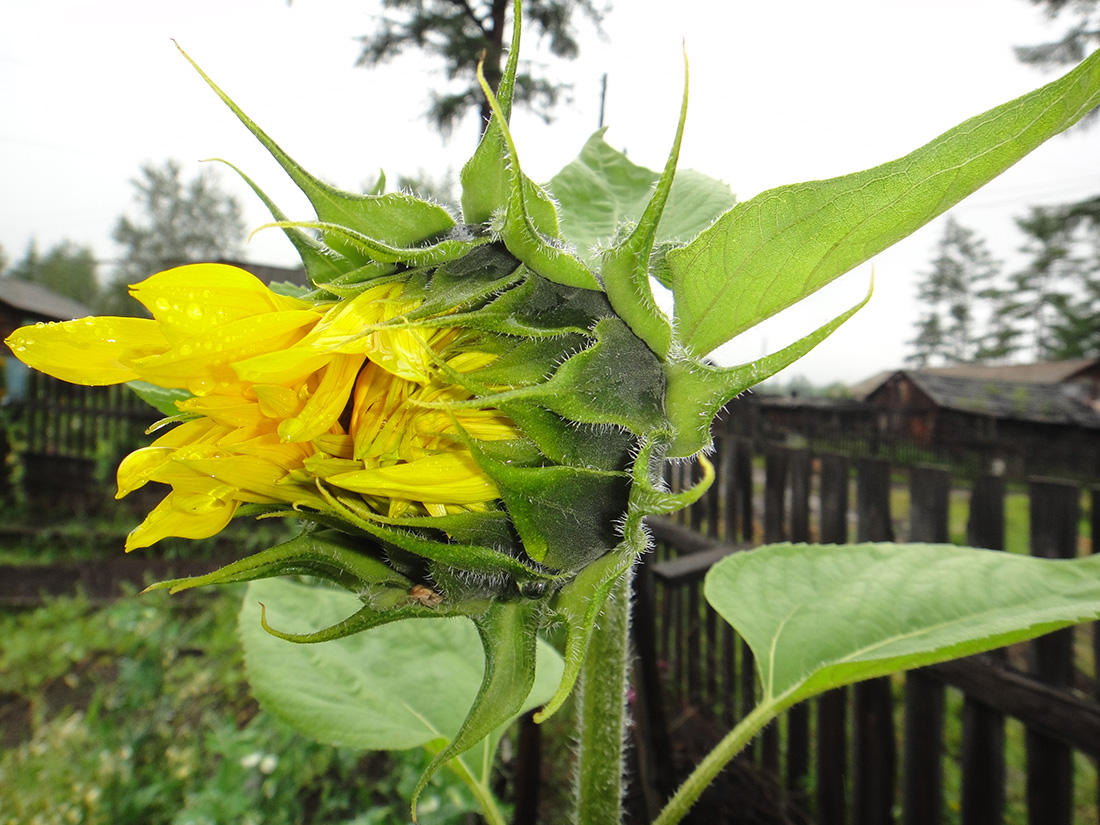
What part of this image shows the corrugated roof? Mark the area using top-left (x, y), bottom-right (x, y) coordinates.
top-left (918, 358), bottom-right (1098, 384)
top-left (904, 371), bottom-right (1100, 428)
top-left (0, 279), bottom-right (94, 321)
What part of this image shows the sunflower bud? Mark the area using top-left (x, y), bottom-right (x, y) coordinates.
top-left (2, 6), bottom-right (811, 795)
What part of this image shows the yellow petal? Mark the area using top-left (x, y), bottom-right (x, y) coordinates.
top-left (253, 384), bottom-right (306, 419)
top-left (6, 317), bottom-right (170, 385)
top-left (325, 451), bottom-right (498, 505)
top-left (177, 394), bottom-right (267, 429)
top-left (233, 347), bottom-right (331, 386)
top-left (132, 310), bottom-right (319, 392)
top-left (278, 353), bottom-right (366, 443)
top-left (125, 492), bottom-right (237, 551)
top-left (180, 455), bottom-right (327, 510)
top-left (216, 429), bottom-right (310, 466)
top-left (312, 433), bottom-right (355, 459)
top-left (130, 264), bottom-right (315, 342)
top-left (116, 446), bottom-right (175, 498)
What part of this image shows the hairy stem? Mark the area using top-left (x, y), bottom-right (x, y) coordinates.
top-left (574, 566), bottom-right (633, 824)
top-left (444, 755), bottom-right (507, 825)
top-left (653, 700), bottom-right (783, 825)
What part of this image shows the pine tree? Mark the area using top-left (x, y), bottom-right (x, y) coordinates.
top-left (996, 204), bottom-right (1090, 360)
top-left (907, 217), bottom-right (1001, 366)
top-left (356, 0), bottom-right (606, 136)
top-left (103, 161), bottom-right (244, 315)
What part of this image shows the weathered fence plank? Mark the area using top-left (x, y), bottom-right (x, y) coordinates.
top-left (855, 458), bottom-right (897, 825)
top-left (639, 440), bottom-right (1099, 825)
top-left (903, 465), bottom-right (950, 825)
top-left (786, 448), bottom-right (812, 815)
top-left (1026, 478), bottom-right (1079, 825)
top-left (817, 453), bottom-right (851, 825)
top-left (961, 473), bottom-right (1008, 825)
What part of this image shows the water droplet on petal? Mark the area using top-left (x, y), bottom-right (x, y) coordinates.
top-left (187, 376), bottom-right (215, 396)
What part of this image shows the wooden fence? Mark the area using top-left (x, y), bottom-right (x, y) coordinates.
top-left (3, 371), bottom-right (156, 508)
top-left (634, 433), bottom-right (1100, 824)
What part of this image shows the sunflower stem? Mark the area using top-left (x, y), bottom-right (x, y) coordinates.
top-left (574, 564), bottom-right (633, 824)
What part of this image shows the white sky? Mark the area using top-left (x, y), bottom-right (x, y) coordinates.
top-left (3, 0), bottom-right (1098, 386)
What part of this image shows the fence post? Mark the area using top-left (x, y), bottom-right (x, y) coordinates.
top-left (764, 445), bottom-right (789, 545)
top-left (790, 449), bottom-right (812, 544)
top-left (1094, 485), bottom-right (1100, 818)
top-left (719, 433), bottom-right (738, 542)
top-left (855, 457), bottom-right (897, 825)
top-left (817, 454), bottom-right (851, 825)
top-left (1026, 478), bottom-right (1079, 825)
top-left (786, 449), bottom-right (812, 816)
top-left (689, 458), bottom-right (708, 534)
top-left (961, 473), bottom-right (1007, 825)
top-left (903, 465), bottom-right (950, 825)
top-left (632, 562), bottom-right (677, 806)
top-left (735, 438), bottom-right (755, 543)
top-left (759, 446), bottom-right (790, 776)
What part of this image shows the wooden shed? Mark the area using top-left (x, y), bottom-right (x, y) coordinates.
top-left (864, 366), bottom-right (1100, 476)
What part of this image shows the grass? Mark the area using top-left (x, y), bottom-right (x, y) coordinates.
top-left (0, 585), bottom-right (480, 825)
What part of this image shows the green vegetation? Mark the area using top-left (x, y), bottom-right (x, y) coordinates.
top-left (0, 587), bottom-right (478, 825)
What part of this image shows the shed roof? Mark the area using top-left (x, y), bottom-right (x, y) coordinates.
top-left (917, 358), bottom-right (1099, 384)
top-left (0, 279), bottom-right (94, 321)
top-left (898, 371), bottom-right (1100, 428)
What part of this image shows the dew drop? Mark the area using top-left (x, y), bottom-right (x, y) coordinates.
top-left (186, 303), bottom-right (203, 320)
top-left (187, 376), bottom-right (215, 396)
top-left (178, 344), bottom-right (193, 357)
top-left (155, 297), bottom-right (170, 312)
top-left (517, 580), bottom-right (548, 599)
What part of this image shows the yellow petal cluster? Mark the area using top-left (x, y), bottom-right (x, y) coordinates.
top-left (5, 264), bottom-right (516, 550)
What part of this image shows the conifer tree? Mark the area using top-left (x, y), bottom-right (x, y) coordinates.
top-left (907, 217), bottom-right (1001, 366)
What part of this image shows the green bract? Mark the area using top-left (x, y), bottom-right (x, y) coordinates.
top-left (147, 2), bottom-right (1100, 814)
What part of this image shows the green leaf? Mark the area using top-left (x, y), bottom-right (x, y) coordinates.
top-left (549, 129), bottom-right (736, 262)
top-left (705, 543), bottom-right (1100, 708)
top-left (239, 578), bottom-right (563, 774)
top-left (126, 380), bottom-right (191, 417)
top-left (177, 46), bottom-right (455, 270)
top-left (459, 4), bottom-right (562, 240)
top-left (535, 544), bottom-right (636, 723)
top-left (669, 47), bottom-right (1100, 358)
top-left (663, 286), bottom-right (869, 457)
top-left (412, 598), bottom-right (544, 812)
top-left (447, 317), bottom-right (666, 437)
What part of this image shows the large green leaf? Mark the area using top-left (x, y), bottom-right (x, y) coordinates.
top-left (669, 47), bottom-right (1100, 358)
top-left (239, 578), bottom-right (563, 760)
top-left (549, 129), bottom-right (736, 262)
top-left (705, 543), bottom-right (1100, 707)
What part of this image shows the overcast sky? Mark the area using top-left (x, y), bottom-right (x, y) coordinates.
top-left (3, 0), bottom-right (1098, 385)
